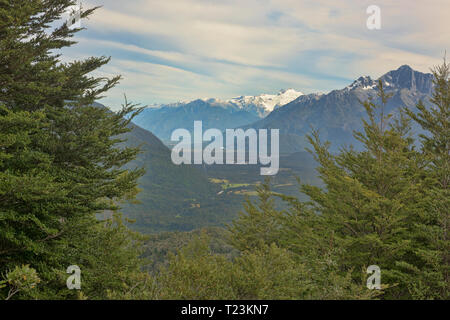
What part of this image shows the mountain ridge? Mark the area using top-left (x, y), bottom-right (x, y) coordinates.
top-left (243, 65), bottom-right (434, 153)
top-left (132, 88), bottom-right (303, 142)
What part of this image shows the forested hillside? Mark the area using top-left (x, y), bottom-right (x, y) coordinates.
top-left (121, 117), bottom-right (240, 232)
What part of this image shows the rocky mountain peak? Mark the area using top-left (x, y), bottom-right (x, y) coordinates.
top-left (379, 65), bottom-right (433, 93)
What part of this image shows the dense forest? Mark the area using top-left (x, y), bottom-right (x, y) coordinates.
top-left (0, 1), bottom-right (448, 300)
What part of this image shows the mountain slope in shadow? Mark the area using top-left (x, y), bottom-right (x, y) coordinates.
top-left (118, 117), bottom-right (244, 233)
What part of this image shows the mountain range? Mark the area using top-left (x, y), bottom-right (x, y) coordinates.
top-left (132, 89), bottom-right (303, 143)
top-left (244, 65), bottom-right (434, 153)
top-left (133, 65), bottom-right (433, 154)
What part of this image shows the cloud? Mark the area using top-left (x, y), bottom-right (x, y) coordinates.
top-left (65, 0), bottom-right (449, 109)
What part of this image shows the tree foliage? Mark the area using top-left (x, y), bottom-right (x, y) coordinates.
top-left (160, 62), bottom-right (448, 300)
top-left (0, 0), bottom-right (147, 299)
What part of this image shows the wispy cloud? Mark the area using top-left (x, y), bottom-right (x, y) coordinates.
top-left (63, 0), bottom-right (449, 109)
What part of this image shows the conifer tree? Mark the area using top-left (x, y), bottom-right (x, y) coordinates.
top-left (0, 0), bottom-right (145, 298)
top-left (227, 180), bottom-right (283, 251)
top-left (299, 81), bottom-right (422, 298)
top-left (404, 60), bottom-right (449, 299)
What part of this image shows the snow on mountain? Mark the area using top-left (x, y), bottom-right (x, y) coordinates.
top-left (343, 65), bottom-right (433, 94)
top-left (228, 88), bottom-right (304, 113)
top-left (148, 88), bottom-right (304, 116)
top-left (134, 89), bottom-right (304, 141)
top-left (345, 76), bottom-right (376, 91)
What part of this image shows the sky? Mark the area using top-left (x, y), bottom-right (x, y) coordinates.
top-left (61, 0), bottom-right (450, 110)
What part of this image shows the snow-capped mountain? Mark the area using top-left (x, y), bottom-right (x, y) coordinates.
top-left (345, 76), bottom-right (377, 91)
top-left (344, 65), bottom-right (433, 94)
top-left (133, 89), bottom-right (303, 142)
top-left (227, 88), bottom-right (304, 116)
